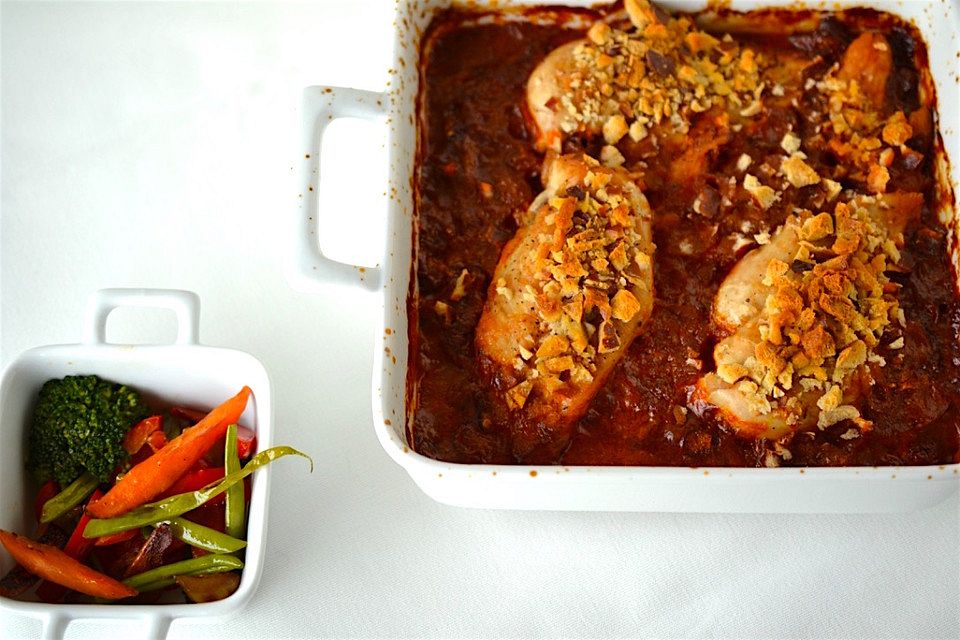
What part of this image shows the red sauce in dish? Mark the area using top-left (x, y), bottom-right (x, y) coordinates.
top-left (409, 6), bottom-right (960, 466)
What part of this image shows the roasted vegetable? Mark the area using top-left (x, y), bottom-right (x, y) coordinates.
top-left (87, 387), bottom-right (252, 519)
top-left (40, 473), bottom-right (99, 524)
top-left (163, 518), bottom-right (246, 554)
top-left (223, 424), bottom-right (245, 540)
top-left (0, 530), bottom-right (136, 599)
top-left (123, 415), bottom-right (163, 455)
top-left (2, 384), bottom-right (311, 606)
top-left (34, 489), bottom-right (104, 603)
top-left (123, 554), bottom-right (243, 592)
top-left (160, 467), bottom-right (226, 504)
top-left (0, 526), bottom-right (68, 597)
top-left (28, 375), bottom-right (149, 486)
top-left (84, 446), bottom-right (312, 538)
top-left (176, 572), bottom-right (241, 603)
top-left (124, 525), bottom-right (174, 578)
top-left (94, 529), bottom-right (139, 547)
top-left (33, 480), bottom-right (58, 522)
top-left (171, 406), bottom-right (256, 459)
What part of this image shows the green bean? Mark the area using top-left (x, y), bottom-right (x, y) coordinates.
top-left (123, 554), bottom-right (243, 592)
top-left (161, 517), bottom-right (247, 554)
top-left (41, 473), bottom-right (99, 523)
top-left (223, 424), bottom-right (245, 540)
top-left (84, 446), bottom-right (311, 538)
top-left (125, 579), bottom-right (176, 593)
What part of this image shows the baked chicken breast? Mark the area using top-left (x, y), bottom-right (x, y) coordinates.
top-left (526, 0), bottom-right (781, 153)
top-left (695, 192), bottom-right (922, 439)
top-left (476, 153), bottom-right (655, 456)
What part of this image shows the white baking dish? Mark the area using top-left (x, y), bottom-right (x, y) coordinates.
top-left (0, 289), bottom-right (273, 638)
top-left (293, 0), bottom-right (960, 512)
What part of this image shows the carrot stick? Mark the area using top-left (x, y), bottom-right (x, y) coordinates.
top-left (174, 406), bottom-right (255, 460)
top-left (0, 529), bottom-right (136, 600)
top-left (35, 489), bottom-right (104, 603)
top-left (87, 387), bottom-right (252, 519)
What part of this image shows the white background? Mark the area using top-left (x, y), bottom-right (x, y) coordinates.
top-left (1, 1), bottom-right (958, 638)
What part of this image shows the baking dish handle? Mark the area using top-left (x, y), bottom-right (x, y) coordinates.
top-left (293, 86), bottom-right (387, 293)
top-left (82, 288), bottom-right (201, 346)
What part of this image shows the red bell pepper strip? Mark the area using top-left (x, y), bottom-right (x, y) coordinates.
top-left (34, 481), bottom-right (59, 523)
top-left (87, 387), bottom-right (251, 519)
top-left (94, 529), bottom-right (139, 547)
top-left (148, 430), bottom-right (167, 451)
top-left (181, 501), bottom-right (226, 558)
top-left (160, 467), bottom-right (226, 506)
top-left (63, 489), bottom-right (104, 558)
top-left (169, 406), bottom-right (206, 423)
top-left (123, 416), bottom-right (163, 455)
top-left (183, 501), bottom-right (226, 533)
top-left (147, 430), bottom-right (167, 451)
top-left (130, 430), bottom-right (167, 466)
top-left (0, 530), bottom-right (136, 600)
top-left (235, 425), bottom-right (256, 459)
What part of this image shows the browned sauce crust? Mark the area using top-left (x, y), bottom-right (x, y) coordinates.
top-left (410, 5), bottom-right (960, 466)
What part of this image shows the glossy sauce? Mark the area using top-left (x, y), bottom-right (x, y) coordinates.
top-left (410, 7), bottom-right (960, 466)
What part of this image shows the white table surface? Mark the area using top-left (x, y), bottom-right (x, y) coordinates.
top-left (1, 1), bottom-right (958, 638)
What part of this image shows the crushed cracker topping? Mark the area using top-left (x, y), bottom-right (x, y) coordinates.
top-left (506, 380), bottom-right (533, 410)
top-left (600, 144), bottom-right (626, 167)
top-left (743, 174), bottom-right (779, 210)
top-left (434, 300), bottom-right (452, 323)
top-left (780, 131), bottom-right (801, 154)
top-left (493, 157), bottom-right (654, 410)
top-left (812, 37), bottom-right (918, 195)
top-left (450, 268), bottom-right (471, 301)
top-left (708, 195), bottom-right (909, 431)
top-left (540, 4), bottom-right (766, 150)
top-left (780, 154), bottom-right (821, 188)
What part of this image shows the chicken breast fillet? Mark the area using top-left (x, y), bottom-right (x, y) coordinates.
top-left (695, 192), bottom-right (923, 439)
top-left (525, 0), bottom-right (811, 160)
top-left (476, 154), bottom-right (654, 455)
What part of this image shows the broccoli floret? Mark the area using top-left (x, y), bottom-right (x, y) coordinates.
top-left (27, 375), bottom-right (150, 486)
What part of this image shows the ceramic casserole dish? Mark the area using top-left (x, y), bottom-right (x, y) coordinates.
top-left (292, 0), bottom-right (960, 513)
top-left (0, 289), bottom-right (273, 638)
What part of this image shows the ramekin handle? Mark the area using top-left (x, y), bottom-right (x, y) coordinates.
top-left (82, 288), bottom-right (201, 346)
top-left (37, 612), bottom-right (170, 639)
top-left (292, 86), bottom-right (387, 293)
top-left (143, 613), bottom-right (172, 640)
top-left (40, 613), bottom-right (68, 640)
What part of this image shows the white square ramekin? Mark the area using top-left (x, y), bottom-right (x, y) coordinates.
top-left (291, 0), bottom-right (960, 513)
top-left (0, 288), bottom-right (273, 638)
